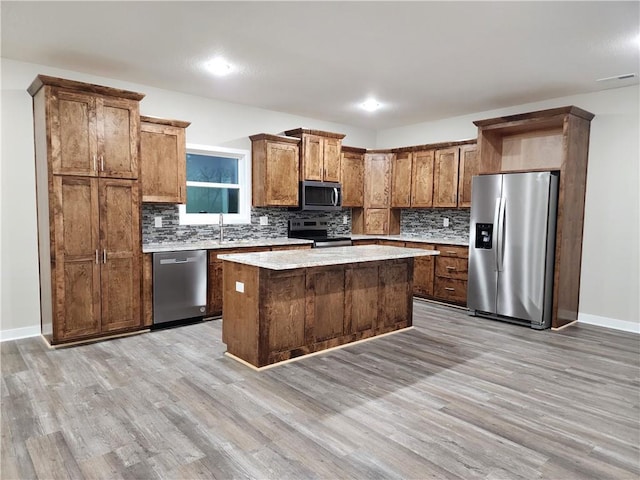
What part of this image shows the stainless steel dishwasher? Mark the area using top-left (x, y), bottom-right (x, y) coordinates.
top-left (153, 250), bottom-right (207, 325)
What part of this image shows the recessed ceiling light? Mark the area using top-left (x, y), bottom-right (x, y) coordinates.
top-left (361, 98), bottom-right (381, 112)
top-left (205, 57), bottom-right (234, 76)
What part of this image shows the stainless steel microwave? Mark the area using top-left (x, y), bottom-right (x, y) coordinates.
top-left (299, 181), bottom-right (342, 211)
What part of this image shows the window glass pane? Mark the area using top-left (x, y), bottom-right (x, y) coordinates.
top-left (185, 186), bottom-right (239, 214)
top-left (186, 153), bottom-right (238, 184)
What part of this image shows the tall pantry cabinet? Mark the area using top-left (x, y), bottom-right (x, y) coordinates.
top-left (28, 75), bottom-right (145, 345)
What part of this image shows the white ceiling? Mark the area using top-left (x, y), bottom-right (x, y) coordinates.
top-left (2, 1), bottom-right (638, 130)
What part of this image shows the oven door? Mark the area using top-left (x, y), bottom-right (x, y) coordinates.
top-left (300, 181), bottom-right (342, 211)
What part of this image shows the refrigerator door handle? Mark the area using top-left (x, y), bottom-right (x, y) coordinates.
top-left (497, 196), bottom-right (506, 272)
top-left (493, 197), bottom-right (502, 271)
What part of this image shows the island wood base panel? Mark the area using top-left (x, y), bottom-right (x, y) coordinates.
top-left (225, 326), bottom-right (414, 371)
top-left (222, 258), bottom-right (414, 368)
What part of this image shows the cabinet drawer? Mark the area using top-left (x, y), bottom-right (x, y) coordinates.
top-left (270, 244), bottom-right (312, 251)
top-left (352, 239), bottom-right (378, 246)
top-left (433, 278), bottom-right (467, 304)
top-left (436, 245), bottom-right (468, 258)
top-left (435, 256), bottom-right (468, 280)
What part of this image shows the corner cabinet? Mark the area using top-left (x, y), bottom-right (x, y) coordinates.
top-left (28, 75), bottom-right (145, 345)
top-left (140, 116), bottom-right (190, 203)
top-left (284, 128), bottom-right (345, 182)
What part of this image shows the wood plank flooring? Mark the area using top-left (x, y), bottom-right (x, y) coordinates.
top-left (2, 301), bottom-right (639, 479)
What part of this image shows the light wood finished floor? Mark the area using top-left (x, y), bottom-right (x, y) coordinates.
top-left (2, 301), bottom-right (639, 479)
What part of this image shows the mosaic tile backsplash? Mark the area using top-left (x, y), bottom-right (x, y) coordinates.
top-left (142, 204), bottom-right (352, 244)
top-left (400, 208), bottom-right (470, 241)
top-left (142, 204), bottom-right (469, 245)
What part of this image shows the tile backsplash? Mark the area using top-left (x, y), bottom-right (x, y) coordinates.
top-left (142, 204), bottom-right (352, 245)
top-left (400, 208), bottom-right (470, 241)
top-left (142, 204), bottom-right (469, 245)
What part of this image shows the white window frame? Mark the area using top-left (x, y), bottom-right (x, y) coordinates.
top-left (178, 143), bottom-right (251, 225)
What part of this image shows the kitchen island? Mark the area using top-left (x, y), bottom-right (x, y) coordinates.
top-left (219, 245), bottom-right (439, 368)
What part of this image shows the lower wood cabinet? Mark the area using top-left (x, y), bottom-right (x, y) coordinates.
top-left (432, 245), bottom-right (468, 305)
top-left (405, 242), bottom-right (436, 297)
top-left (46, 176), bottom-right (141, 344)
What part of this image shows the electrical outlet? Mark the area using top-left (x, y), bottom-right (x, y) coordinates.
top-left (154, 216), bottom-right (162, 228)
top-left (443, 218), bottom-right (450, 227)
top-left (343, 215), bottom-right (348, 225)
top-left (259, 216), bottom-right (269, 226)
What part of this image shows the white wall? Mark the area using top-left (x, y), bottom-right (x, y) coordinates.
top-left (0, 58), bottom-right (376, 339)
top-left (377, 85), bottom-right (640, 330)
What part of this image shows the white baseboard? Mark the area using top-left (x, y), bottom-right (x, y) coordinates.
top-left (0, 325), bottom-right (41, 342)
top-left (578, 313), bottom-right (640, 334)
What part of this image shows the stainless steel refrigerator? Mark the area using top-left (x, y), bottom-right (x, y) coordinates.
top-left (468, 171), bottom-right (559, 329)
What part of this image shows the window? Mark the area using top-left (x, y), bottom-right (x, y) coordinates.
top-left (178, 144), bottom-right (251, 225)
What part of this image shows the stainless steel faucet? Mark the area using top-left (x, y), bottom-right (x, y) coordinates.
top-left (219, 213), bottom-right (224, 242)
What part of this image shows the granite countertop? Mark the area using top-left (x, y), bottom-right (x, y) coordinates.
top-left (218, 244), bottom-right (439, 270)
top-left (142, 237), bottom-right (313, 254)
top-left (351, 234), bottom-right (469, 247)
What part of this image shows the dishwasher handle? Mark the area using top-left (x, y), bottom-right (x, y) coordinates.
top-left (159, 256), bottom-right (200, 265)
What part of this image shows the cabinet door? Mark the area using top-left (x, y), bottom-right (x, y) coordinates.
top-left (302, 134), bottom-right (324, 181)
top-left (364, 209), bottom-right (389, 234)
top-left (433, 147), bottom-right (460, 207)
top-left (457, 144), bottom-right (479, 208)
top-left (99, 179), bottom-right (141, 332)
top-left (52, 176), bottom-right (101, 341)
top-left (411, 150), bottom-right (434, 207)
top-left (323, 137), bottom-right (342, 182)
top-left (365, 154), bottom-right (391, 208)
top-left (306, 266), bottom-right (345, 342)
top-left (97, 97), bottom-right (140, 179)
top-left (341, 152), bottom-right (364, 207)
top-left (140, 122), bottom-right (186, 203)
top-left (391, 152), bottom-right (412, 208)
top-left (266, 142), bottom-right (299, 206)
top-left (50, 89), bottom-right (98, 176)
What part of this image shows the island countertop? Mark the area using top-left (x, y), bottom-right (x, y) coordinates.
top-left (218, 244), bottom-right (439, 270)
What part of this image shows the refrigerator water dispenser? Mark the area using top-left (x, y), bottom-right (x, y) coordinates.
top-left (475, 223), bottom-right (493, 249)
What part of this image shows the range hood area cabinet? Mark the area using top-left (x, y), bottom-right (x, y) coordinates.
top-left (140, 116), bottom-right (191, 203)
top-left (28, 75), bottom-right (145, 345)
top-left (473, 105), bottom-right (595, 329)
top-left (284, 128), bottom-right (346, 182)
top-left (250, 134), bottom-right (300, 207)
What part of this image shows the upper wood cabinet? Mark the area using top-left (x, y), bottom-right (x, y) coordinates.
top-left (391, 152), bottom-right (412, 208)
top-left (29, 75), bottom-right (145, 345)
top-left (250, 134), bottom-right (300, 207)
top-left (411, 150), bottom-right (435, 207)
top-left (32, 78), bottom-right (143, 179)
top-left (341, 146), bottom-right (365, 207)
top-left (140, 116), bottom-right (190, 203)
top-left (365, 153), bottom-right (392, 208)
top-left (433, 147), bottom-right (460, 208)
top-left (284, 128), bottom-right (345, 182)
top-left (457, 144), bottom-right (479, 208)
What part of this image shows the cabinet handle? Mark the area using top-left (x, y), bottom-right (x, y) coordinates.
top-left (445, 287), bottom-right (455, 291)
top-left (103, 249), bottom-right (107, 263)
top-left (100, 155), bottom-right (105, 172)
top-left (95, 249), bottom-right (99, 264)
top-left (93, 155), bottom-right (97, 172)
top-left (446, 251), bottom-right (457, 255)
top-left (446, 266), bottom-right (456, 270)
